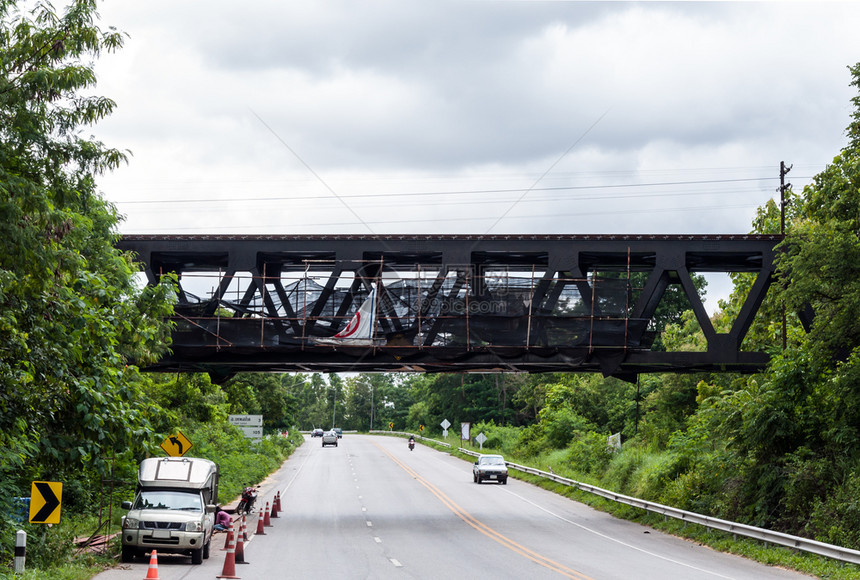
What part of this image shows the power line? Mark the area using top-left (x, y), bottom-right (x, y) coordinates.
top-left (114, 176), bottom-right (792, 206)
top-left (123, 201), bottom-right (767, 233)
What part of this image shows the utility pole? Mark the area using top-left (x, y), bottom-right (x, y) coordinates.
top-left (369, 383), bottom-right (374, 431)
top-left (780, 161), bottom-right (792, 350)
top-left (780, 161), bottom-right (792, 235)
top-left (332, 386), bottom-right (337, 428)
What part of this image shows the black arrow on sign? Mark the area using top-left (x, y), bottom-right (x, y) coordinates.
top-left (32, 482), bottom-right (60, 522)
top-left (169, 436), bottom-right (184, 455)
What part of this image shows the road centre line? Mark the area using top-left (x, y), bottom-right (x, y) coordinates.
top-left (375, 443), bottom-right (594, 580)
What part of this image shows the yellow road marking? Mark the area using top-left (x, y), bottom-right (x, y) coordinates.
top-left (375, 443), bottom-right (594, 580)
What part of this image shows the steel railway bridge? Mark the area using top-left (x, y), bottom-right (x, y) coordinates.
top-left (118, 234), bottom-right (781, 381)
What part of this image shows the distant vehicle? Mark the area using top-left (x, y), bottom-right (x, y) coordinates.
top-left (333, 427), bottom-right (343, 438)
top-left (322, 431), bottom-right (338, 447)
top-left (311, 428), bottom-right (324, 438)
top-left (473, 454), bottom-right (508, 484)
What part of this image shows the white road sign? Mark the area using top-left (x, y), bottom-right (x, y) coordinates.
top-left (238, 426), bottom-right (263, 440)
top-left (229, 414), bottom-right (263, 426)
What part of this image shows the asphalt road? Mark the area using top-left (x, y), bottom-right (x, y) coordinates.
top-left (93, 435), bottom-right (810, 579)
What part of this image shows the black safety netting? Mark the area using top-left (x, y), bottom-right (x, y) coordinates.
top-left (170, 272), bottom-right (648, 350)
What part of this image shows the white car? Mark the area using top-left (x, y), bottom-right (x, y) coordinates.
top-left (473, 454), bottom-right (508, 484)
top-left (321, 430), bottom-right (338, 447)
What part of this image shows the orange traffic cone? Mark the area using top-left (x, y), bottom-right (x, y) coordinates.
top-left (255, 510), bottom-right (266, 536)
top-left (144, 550), bottom-right (159, 580)
top-left (263, 502), bottom-right (272, 527)
top-left (216, 531), bottom-right (240, 579)
top-left (241, 514), bottom-right (249, 542)
top-left (222, 526), bottom-right (233, 550)
top-left (235, 520), bottom-right (248, 565)
top-left (271, 493), bottom-right (279, 518)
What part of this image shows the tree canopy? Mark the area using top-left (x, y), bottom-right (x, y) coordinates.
top-left (0, 0), bottom-right (173, 501)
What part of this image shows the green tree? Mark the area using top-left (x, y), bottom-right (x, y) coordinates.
top-left (290, 373), bottom-right (329, 430)
top-left (682, 63), bottom-right (860, 537)
top-left (0, 0), bottom-right (174, 551)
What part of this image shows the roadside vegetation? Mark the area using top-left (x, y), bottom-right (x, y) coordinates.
top-left (2, 0), bottom-right (860, 577)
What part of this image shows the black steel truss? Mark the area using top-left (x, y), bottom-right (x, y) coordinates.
top-left (118, 234), bottom-right (781, 379)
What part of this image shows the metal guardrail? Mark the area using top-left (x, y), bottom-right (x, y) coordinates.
top-left (458, 448), bottom-right (860, 565)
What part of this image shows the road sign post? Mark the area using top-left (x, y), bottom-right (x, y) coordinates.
top-left (476, 432), bottom-right (487, 450)
top-left (229, 415), bottom-right (263, 441)
top-left (15, 531), bottom-right (25, 572)
top-left (440, 419), bottom-right (451, 438)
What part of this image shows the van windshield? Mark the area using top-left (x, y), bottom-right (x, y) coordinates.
top-left (133, 490), bottom-right (203, 511)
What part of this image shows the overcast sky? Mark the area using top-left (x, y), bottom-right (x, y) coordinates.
top-left (89, 2), bottom-right (859, 307)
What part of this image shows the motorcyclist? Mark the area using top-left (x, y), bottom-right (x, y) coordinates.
top-left (238, 485), bottom-right (258, 514)
top-left (408, 435), bottom-right (415, 450)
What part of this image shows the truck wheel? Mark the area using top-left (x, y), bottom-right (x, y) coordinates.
top-left (203, 539), bottom-right (211, 559)
top-left (121, 545), bottom-right (136, 563)
top-left (191, 547), bottom-right (204, 565)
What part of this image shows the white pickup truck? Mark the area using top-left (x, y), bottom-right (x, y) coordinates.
top-left (121, 457), bottom-right (218, 564)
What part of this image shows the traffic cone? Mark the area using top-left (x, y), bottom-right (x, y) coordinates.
top-left (263, 502), bottom-right (272, 527)
top-left (275, 491), bottom-right (282, 513)
top-left (241, 515), bottom-right (249, 542)
top-left (222, 526), bottom-right (233, 550)
top-left (235, 520), bottom-right (248, 565)
top-left (271, 493), bottom-right (279, 518)
top-left (216, 532), bottom-right (240, 579)
top-left (144, 550), bottom-right (159, 580)
top-left (255, 510), bottom-right (266, 536)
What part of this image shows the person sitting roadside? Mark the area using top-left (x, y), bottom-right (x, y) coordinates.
top-left (214, 506), bottom-right (232, 532)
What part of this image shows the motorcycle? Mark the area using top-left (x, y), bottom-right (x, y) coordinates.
top-left (236, 485), bottom-right (258, 515)
top-left (408, 438), bottom-right (415, 451)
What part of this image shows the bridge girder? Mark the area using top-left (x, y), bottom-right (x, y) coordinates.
top-left (118, 234), bottom-right (781, 378)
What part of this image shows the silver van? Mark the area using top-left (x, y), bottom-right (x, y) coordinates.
top-left (121, 457), bottom-right (218, 564)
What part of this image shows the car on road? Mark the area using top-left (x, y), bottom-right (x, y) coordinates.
top-left (321, 430), bottom-right (338, 447)
top-left (311, 428), bottom-right (324, 438)
top-left (333, 427), bottom-right (343, 438)
top-left (473, 454), bottom-right (508, 484)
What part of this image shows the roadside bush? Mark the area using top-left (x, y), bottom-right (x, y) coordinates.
top-left (659, 452), bottom-right (739, 517)
top-left (602, 447), bottom-right (647, 494)
top-left (541, 407), bottom-right (597, 449)
top-left (471, 421), bottom-right (521, 455)
top-left (565, 431), bottom-right (614, 476)
top-left (12, 522), bottom-right (75, 570)
top-left (805, 467), bottom-right (860, 549)
top-left (514, 423), bottom-right (546, 457)
top-left (627, 450), bottom-right (688, 501)
top-left (186, 422), bottom-right (303, 503)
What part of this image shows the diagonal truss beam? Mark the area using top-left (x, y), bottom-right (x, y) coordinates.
top-left (118, 234), bottom-right (781, 377)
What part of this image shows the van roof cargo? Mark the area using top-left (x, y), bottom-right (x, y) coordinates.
top-left (138, 457), bottom-right (219, 503)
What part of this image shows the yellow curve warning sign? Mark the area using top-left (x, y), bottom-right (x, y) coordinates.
top-left (161, 431), bottom-right (193, 457)
top-left (29, 481), bottom-right (63, 524)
